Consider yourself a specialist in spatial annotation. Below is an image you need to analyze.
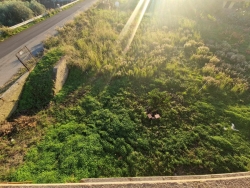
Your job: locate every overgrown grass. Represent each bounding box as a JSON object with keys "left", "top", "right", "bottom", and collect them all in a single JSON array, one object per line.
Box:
[{"left": 1, "top": 0, "right": 250, "bottom": 183}]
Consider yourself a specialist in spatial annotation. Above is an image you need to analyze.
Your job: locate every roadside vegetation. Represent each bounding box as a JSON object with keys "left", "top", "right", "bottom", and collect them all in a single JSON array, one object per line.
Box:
[
  {"left": 0, "top": 0, "right": 46, "bottom": 26},
  {"left": 0, "top": 0, "right": 80, "bottom": 42},
  {"left": 1, "top": 0, "right": 250, "bottom": 183}
]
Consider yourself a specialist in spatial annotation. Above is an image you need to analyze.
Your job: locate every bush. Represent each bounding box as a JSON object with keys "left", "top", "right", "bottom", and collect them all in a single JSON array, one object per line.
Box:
[
  {"left": 0, "top": 26, "right": 15, "bottom": 38},
  {"left": 184, "top": 40, "right": 203, "bottom": 54},
  {"left": 28, "top": 0, "right": 46, "bottom": 16},
  {"left": 197, "top": 46, "right": 210, "bottom": 55},
  {"left": 230, "top": 54, "right": 246, "bottom": 63},
  {"left": 209, "top": 56, "right": 220, "bottom": 64},
  {"left": 0, "top": 1, "right": 34, "bottom": 26}
]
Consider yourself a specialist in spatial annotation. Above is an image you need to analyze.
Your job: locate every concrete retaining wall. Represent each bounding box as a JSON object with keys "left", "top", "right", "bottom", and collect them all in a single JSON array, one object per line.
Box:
[
  {"left": 0, "top": 72, "right": 30, "bottom": 123},
  {"left": 53, "top": 57, "right": 69, "bottom": 94},
  {"left": 0, "top": 55, "right": 68, "bottom": 123}
]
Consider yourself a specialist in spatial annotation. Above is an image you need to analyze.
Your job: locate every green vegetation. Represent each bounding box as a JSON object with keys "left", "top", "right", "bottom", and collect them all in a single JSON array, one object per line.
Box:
[
  {"left": 0, "top": 0, "right": 46, "bottom": 26},
  {"left": 28, "top": 0, "right": 46, "bottom": 16},
  {"left": 0, "top": 0, "right": 81, "bottom": 42},
  {"left": 18, "top": 48, "right": 63, "bottom": 113},
  {"left": 1, "top": 0, "right": 250, "bottom": 183},
  {"left": 0, "top": 0, "right": 46, "bottom": 41},
  {"left": 0, "top": 7, "right": 66, "bottom": 42}
]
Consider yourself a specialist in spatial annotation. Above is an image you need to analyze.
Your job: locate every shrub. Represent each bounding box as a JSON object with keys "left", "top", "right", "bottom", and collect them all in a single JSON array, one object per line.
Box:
[
  {"left": 43, "top": 35, "right": 60, "bottom": 49},
  {"left": 231, "top": 79, "right": 249, "bottom": 94},
  {"left": 202, "top": 63, "right": 217, "bottom": 75},
  {"left": 28, "top": 0, "right": 46, "bottom": 16},
  {"left": 0, "top": 1, "right": 33, "bottom": 26},
  {"left": 184, "top": 40, "right": 197, "bottom": 54},
  {"left": 184, "top": 40, "right": 203, "bottom": 54},
  {"left": 221, "top": 41, "right": 232, "bottom": 52},
  {"left": 0, "top": 26, "right": 14, "bottom": 38},
  {"left": 226, "top": 52, "right": 235, "bottom": 59},
  {"left": 190, "top": 54, "right": 211, "bottom": 66},
  {"left": 197, "top": 46, "right": 210, "bottom": 55},
  {"left": 215, "top": 50, "right": 226, "bottom": 58},
  {"left": 203, "top": 76, "right": 220, "bottom": 87},
  {"left": 209, "top": 56, "right": 220, "bottom": 64},
  {"left": 163, "top": 44, "right": 174, "bottom": 53},
  {"left": 230, "top": 54, "right": 246, "bottom": 63}
]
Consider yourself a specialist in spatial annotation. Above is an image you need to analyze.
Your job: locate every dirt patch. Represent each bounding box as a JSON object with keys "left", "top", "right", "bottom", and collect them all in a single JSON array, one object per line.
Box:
[
  {"left": 0, "top": 115, "right": 42, "bottom": 181},
  {"left": 0, "top": 116, "right": 37, "bottom": 137},
  {"left": 0, "top": 122, "right": 13, "bottom": 136}
]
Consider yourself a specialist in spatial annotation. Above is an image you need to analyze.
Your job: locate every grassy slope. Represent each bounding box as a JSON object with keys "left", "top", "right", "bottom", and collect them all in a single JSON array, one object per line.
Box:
[{"left": 1, "top": 0, "right": 250, "bottom": 183}]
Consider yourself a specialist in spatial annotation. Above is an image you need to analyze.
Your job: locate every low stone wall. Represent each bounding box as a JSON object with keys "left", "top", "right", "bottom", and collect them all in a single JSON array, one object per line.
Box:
[
  {"left": 53, "top": 57, "right": 69, "bottom": 94},
  {"left": 0, "top": 72, "right": 30, "bottom": 123}
]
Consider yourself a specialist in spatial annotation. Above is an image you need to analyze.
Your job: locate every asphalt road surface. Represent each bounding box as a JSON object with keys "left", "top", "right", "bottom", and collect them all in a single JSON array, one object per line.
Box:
[{"left": 0, "top": 0, "right": 98, "bottom": 87}]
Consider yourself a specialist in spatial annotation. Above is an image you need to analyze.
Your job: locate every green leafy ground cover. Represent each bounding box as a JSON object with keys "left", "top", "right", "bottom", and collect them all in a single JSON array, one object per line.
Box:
[{"left": 1, "top": 0, "right": 250, "bottom": 183}]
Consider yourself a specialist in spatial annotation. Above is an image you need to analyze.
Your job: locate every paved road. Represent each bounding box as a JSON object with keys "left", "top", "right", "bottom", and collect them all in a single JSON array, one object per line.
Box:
[{"left": 0, "top": 0, "right": 98, "bottom": 87}]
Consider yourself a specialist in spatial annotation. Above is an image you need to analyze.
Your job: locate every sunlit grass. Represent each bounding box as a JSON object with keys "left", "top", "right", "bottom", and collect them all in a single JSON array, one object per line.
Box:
[
  {"left": 2, "top": 0, "right": 250, "bottom": 183},
  {"left": 118, "top": 0, "right": 150, "bottom": 53}
]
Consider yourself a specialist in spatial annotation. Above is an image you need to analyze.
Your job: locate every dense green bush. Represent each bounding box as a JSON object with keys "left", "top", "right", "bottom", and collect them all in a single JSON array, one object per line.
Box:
[
  {"left": 0, "top": 1, "right": 33, "bottom": 26},
  {"left": 28, "top": 0, "right": 46, "bottom": 16},
  {"left": 0, "top": 0, "right": 45, "bottom": 26}
]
